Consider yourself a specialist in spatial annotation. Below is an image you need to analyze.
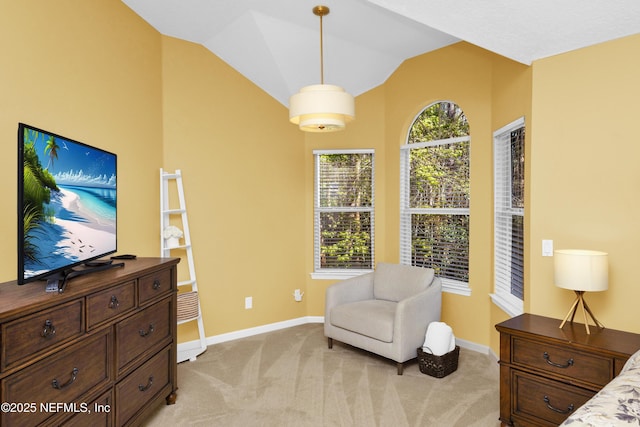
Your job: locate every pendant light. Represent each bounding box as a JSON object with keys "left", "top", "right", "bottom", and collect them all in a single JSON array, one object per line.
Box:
[{"left": 289, "top": 5, "right": 355, "bottom": 132}]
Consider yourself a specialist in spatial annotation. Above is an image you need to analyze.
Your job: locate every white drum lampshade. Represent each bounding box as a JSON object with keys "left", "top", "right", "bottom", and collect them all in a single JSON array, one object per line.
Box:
[{"left": 554, "top": 249, "right": 608, "bottom": 334}]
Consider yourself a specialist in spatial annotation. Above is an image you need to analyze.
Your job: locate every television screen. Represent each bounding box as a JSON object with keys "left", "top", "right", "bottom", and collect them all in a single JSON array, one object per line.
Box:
[{"left": 18, "top": 123, "right": 117, "bottom": 285}]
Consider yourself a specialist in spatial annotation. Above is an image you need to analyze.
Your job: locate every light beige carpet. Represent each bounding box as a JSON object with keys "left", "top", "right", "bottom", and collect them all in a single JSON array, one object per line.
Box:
[{"left": 145, "top": 323, "right": 500, "bottom": 426}]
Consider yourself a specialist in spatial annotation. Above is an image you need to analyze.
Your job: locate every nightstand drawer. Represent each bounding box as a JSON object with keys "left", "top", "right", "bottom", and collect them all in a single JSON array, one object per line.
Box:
[
  {"left": 513, "top": 370, "right": 594, "bottom": 426},
  {"left": 513, "top": 337, "right": 611, "bottom": 386}
]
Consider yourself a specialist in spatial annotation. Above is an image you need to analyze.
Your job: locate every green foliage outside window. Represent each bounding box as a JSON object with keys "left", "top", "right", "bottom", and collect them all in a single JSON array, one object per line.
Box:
[
  {"left": 407, "top": 102, "right": 470, "bottom": 282},
  {"left": 318, "top": 153, "right": 373, "bottom": 270}
]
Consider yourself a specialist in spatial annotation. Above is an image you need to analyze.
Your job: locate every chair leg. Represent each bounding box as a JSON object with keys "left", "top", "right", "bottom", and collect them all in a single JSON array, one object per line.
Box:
[
  {"left": 397, "top": 362, "right": 404, "bottom": 375},
  {"left": 328, "top": 337, "right": 333, "bottom": 349}
]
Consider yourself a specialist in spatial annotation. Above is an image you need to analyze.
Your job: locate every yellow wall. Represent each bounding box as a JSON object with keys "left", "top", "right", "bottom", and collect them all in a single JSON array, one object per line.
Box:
[
  {"left": 0, "top": 1, "right": 163, "bottom": 278},
  {"left": 3, "top": 2, "right": 639, "bottom": 352},
  {"left": 529, "top": 33, "right": 640, "bottom": 334},
  {"left": 489, "top": 55, "right": 533, "bottom": 351},
  {"left": 382, "top": 42, "right": 495, "bottom": 345},
  {"left": 160, "top": 36, "right": 307, "bottom": 339}
]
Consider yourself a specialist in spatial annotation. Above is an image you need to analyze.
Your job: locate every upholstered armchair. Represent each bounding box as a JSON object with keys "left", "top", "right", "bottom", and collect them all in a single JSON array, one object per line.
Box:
[{"left": 324, "top": 263, "right": 442, "bottom": 375}]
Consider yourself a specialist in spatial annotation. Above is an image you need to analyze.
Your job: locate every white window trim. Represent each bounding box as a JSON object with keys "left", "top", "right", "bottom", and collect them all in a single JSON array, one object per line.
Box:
[
  {"left": 313, "top": 149, "right": 375, "bottom": 276},
  {"left": 400, "top": 135, "right": 471, "bottom": 296},
  {"left": 490, "top": 117, "right": 525, "bottom": 317}
]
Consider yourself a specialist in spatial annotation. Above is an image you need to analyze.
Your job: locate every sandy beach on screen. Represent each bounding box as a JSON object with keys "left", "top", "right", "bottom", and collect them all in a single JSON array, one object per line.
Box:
[
  {"left": 54, "top": 188, "right": 115, "bottom": 258},
  {"left": 26, "top": 188, "right": 116, "bottom": 278}
]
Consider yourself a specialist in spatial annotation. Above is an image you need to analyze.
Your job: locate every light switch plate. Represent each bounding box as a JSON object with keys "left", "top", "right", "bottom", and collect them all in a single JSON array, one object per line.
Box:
[{"left": 542, "top": 240, "right": 553, "bottom": 256}]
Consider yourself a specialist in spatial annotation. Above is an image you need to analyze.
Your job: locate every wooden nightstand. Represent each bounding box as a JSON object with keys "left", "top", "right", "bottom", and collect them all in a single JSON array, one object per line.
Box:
[{"left": 496, "top": 313, "right": 640, "bottom": 426}]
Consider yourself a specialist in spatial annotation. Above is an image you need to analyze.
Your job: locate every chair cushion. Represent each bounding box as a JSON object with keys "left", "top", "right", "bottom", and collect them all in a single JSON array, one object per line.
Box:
[
  {"left": 330, "top": 299, "right": 397, "bottom": 343},
  {"left": 373, "top": 263, "right": 434, "bottom": 302}
]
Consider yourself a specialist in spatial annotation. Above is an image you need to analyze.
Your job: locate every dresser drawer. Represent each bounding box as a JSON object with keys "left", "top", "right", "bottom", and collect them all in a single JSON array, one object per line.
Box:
[
  {"left": 63, "top": 390, "right": 113, "bottom": 427},
  {"left": 139, "top": 268, "right": 173, "bottom": 305},
  {"left": 87, "top": 280, "right": 136, "bottom": 329},
  {"left": 512, "top": 370, "right": 594, "bottom": 426},
  {"left": 513, "top": 337, "right": 612, "bottom": 386},
  {"left": 1, "top": 330, "right": 111, "bottom": 427},
  {"left": 116, "top": 298, "right": 172, "bottom": 374},
  {"left": 1, "top": 299, "right": 84, "bottom": 371},
  {"left": 116, "top": 346, "right": 171, "bottom": 426}
]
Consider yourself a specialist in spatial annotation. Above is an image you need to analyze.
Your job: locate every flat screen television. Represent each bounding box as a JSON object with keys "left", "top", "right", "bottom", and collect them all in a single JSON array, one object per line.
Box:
[{"left": 18, "top": 123, "right": 118, "bottom": 289}]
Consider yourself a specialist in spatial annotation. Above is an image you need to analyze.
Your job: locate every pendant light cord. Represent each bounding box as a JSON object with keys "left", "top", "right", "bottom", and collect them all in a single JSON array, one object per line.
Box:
[{"left": 319, "top": 13, "right": 324, "bottom": 84}]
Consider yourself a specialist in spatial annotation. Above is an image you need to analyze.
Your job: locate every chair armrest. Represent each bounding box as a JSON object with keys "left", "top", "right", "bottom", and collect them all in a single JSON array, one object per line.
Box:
[
  {"left": 394, "top": 278, "right": 443, "bottom": 351},
  {"left": 324, "top": 272, "right": 375, "bottom": 319}
]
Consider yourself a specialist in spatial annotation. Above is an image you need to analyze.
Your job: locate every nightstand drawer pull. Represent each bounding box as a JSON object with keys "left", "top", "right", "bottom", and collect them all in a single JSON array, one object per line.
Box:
[
  {"left": 543, "top": 351, "right": 574, "bottom": 368},
  {"left": 52, "top": 367, "right": 79, "bottom": 390},
  {"left": 543, "top": 395, "right": 574, "bottom": 414}
]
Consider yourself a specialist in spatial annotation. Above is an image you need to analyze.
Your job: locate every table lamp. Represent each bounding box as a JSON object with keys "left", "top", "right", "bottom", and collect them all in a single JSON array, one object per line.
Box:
[{"left": 554, "top": 249, "right": 608, "bottom": 334}]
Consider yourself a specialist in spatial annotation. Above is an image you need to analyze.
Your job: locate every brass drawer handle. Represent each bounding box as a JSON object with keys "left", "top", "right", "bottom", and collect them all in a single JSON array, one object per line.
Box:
[
  {"left": 139, "top": 324, "right": 155, "bottom": 337},
  {"left": 543, "top": 351, "right": 574, "bottom": 368},
  {"left": 138, "top": 375, "right": 154, "bottom": 392},
  {"left": 41, "top": 319, "right": 56, "bottom": 338},
  {"left": 543, "top": 395, "right": 574, "bottom": 414},
  {"left": 109, "top": 295, "right": 120, "bottom": 309},
  {"left": 52, "top": 367, "right": 79, "bottom": 390},
  {"left": 152, "top": 279, "right": 161, "bottom": 290}
]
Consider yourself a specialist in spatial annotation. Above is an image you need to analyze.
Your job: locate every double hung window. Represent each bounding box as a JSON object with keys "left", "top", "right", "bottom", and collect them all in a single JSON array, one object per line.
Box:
[
  {"left": 313, "top": 150, "right": 374, "bottom": 278},
  {"left": 492, "top": 117, "right": 525, "bottom": 315},
  {"left": 400, "top": 102, "right": 470, "bottom": 294}
]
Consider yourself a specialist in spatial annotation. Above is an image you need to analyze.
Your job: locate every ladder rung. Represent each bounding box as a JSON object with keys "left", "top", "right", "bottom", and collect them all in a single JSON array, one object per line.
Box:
[
  {"left": 178, "top": 280, "right": 196, "bottom": 287},
  {"left": 162, "top": 209, "right": 186, "bottom": 214},
  {"left": 163, "top": 244, "right": 191, "bottom": 250},
  {"left": 162, "top": 173, "right": 181, "bottom": 180},
  {"left": 177, "top": 316, "right": 200, "bottom": 325}
]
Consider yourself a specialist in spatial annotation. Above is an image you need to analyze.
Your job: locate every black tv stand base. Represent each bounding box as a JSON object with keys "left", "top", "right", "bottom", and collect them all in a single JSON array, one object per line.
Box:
[{"left": 45, "top": 262, "right": 125, "bottom": 293}]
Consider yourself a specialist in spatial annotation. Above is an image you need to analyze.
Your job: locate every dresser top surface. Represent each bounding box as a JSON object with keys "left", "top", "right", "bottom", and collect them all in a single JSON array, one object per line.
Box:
[
  {"left": 496, "top": 313, "right": 640, "bottom": 357},
  {"left": 0, "top": 257, "right": 179, "bottom": 321}
]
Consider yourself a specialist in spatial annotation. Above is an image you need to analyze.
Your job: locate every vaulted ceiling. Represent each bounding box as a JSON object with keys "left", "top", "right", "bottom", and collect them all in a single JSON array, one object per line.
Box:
[{"left": 122, "top": 0, "right": 640, "bottom": 106}]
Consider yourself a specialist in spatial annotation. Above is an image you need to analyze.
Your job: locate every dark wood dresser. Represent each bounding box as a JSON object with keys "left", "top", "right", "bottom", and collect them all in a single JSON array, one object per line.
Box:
[
  {"left": 496, "top": 313, "right": 640, "bottom": 426},
  {"left": 0, "top": 257, "right": 179, "bottom": 427}
]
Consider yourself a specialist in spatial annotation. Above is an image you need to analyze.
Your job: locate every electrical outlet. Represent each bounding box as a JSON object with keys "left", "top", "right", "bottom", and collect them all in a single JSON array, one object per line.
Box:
[{"left": 245, "top": 296, "right": 252, "bottom": 309}]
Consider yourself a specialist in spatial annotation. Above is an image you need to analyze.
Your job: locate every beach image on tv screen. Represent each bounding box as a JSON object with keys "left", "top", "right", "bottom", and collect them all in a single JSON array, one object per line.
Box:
[{"left": 21, "top": 127, "right": 116, "bottom": 280}]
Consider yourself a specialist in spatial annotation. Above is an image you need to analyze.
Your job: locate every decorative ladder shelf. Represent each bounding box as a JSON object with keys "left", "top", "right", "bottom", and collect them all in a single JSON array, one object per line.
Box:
[{"left": 160, "top": 169, "right": 206, "bottom": 362}]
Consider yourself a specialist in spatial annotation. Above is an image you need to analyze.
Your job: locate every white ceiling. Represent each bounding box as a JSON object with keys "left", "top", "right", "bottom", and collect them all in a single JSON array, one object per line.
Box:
[{"left": 122, "top": 0, "right": 640, "bottom": 107}]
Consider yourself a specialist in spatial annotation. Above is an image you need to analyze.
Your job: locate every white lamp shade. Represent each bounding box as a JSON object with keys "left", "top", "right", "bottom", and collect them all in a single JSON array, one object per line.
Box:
[
  {"left": 289, "top": 84, "right": 355, "bottom": 132},
  {"left": 554, "top": 249, "right": 608, "bottom": 292}
]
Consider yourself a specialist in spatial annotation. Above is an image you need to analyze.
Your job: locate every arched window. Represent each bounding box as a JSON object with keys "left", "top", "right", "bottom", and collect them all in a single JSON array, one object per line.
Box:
[{"left": 400, "top": 101, "right": 470, "bottom": 295}]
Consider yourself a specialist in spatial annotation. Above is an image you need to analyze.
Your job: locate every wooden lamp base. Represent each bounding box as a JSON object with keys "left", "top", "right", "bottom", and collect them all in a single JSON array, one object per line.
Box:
[{"left": 559, "top": 290, "right": 605, "bottom": 335}]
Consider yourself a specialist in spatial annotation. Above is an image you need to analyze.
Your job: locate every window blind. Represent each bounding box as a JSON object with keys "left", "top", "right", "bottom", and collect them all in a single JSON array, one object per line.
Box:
[
  {"left": 400, "top": 131, "right": 470, "bottom": 294},
  {"left": 314, "top": 150, "right": 374, "bottom": 272},
  {"left": 493, "top": 117, "right": 525, "bottom": 315}
]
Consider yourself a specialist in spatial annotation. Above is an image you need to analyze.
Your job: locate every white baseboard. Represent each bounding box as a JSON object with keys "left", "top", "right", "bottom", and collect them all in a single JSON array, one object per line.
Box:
[
  {"left": 454, "top": 336, "right": 493, "bottom": 358},
  {"left": 177, "top": 316, "right": 495, "bottom": 361},
  {"left": 177, "top": 316, "right": 323, "bottom": 358}
]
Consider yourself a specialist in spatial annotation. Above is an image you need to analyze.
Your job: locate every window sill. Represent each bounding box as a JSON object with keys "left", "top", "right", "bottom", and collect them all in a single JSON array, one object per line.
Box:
[
  {"left": 310, "top": 270, "right": 372, "bottom": 280},
  {"left": 490, "top": 292, "right": 523, "bottom": 317},
  {"left": 311, "top": 272, "right": 472, "bottom": 297},
  {"left": 441, "top": 279, "right": 471, "bottom": 296}
]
